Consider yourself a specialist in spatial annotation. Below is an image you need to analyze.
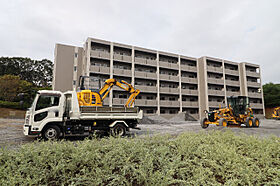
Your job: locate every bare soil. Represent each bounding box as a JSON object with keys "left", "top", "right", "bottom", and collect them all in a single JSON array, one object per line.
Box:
[{"left": 0, "top": 118, "right": 279, "bottom": 148}]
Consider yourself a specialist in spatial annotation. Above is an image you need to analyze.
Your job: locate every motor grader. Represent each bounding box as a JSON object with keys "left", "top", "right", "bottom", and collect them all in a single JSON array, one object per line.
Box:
[
  {"left": 272, "top": 107, "right": 280, "bottom": 120},
  {"left": 201, "top": 96, "right": 260, "bottom": 128}
]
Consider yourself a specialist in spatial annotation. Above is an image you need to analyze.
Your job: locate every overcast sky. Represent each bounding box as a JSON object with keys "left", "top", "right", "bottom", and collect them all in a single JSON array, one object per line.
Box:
[{"left": 0, "top": 0, "right": 279, "bottom": 83}]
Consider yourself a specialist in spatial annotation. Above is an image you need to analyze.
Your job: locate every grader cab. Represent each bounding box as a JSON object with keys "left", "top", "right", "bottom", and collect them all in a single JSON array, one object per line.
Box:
[{"left": 201, "top": 96, "right": 260, "bottom": 128}]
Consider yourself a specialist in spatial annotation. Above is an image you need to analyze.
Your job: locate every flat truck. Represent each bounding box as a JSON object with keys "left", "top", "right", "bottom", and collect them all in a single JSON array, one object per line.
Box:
[{"left": 23, "top": 90, "right": 143, "bottom": 140}]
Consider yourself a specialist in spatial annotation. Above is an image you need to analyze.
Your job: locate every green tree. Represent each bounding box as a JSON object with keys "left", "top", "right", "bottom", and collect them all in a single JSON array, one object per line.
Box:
[
  {"left": 0, "top": 57, "right": 53, "bottom": 87},
  {"left": 0, "top": 75, "right": 34, "bottom": 102},
  {"left": 263, "top": 83, "right": 280, "bottom": 107}
]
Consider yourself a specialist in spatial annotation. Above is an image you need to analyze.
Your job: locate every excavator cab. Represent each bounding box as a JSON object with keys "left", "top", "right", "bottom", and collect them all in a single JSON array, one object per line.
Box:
[{"left": 227, "top": 96, "right": 249, "bottom": 117}]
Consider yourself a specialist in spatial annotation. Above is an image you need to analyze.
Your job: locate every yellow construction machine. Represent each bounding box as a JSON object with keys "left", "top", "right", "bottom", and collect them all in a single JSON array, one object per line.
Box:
[
  {"left": 201, "top": 96, "right": 260, "bottom": 128},
  {"left": 77, "top": 77, "right": 140, "bottom": 108},
  {"left": 272, "top": 107, "right": 280, "bottom": 119}
]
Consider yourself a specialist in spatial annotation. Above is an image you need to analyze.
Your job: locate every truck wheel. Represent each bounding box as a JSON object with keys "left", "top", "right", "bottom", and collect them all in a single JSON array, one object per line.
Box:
[
  {"left": 253, "top": 117, "right": 260, "bottom": 128},
  {"left": 42, "top": 125, "right": 61, "bottom": 140},
  {"left": 201, "top": 118, "right": 209, "bottom": 129},
  {"left": 245, "top": 118, "right": 253, "bottom": 128},
  {"left": 219, "top": 118, "right": 228, "bottom": 127},
  {"left": 110, "top": 123, "right": 126, "bottom": 137}
]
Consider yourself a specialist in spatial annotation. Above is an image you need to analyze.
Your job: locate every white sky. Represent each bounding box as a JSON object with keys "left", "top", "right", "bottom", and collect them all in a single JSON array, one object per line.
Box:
[{"left": 0, "top": 0, "right": 279, "bottom": 83}]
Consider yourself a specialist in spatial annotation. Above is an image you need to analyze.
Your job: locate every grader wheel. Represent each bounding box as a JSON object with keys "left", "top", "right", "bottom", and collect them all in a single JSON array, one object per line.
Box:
[
  {"left": 253, "top": 117, "right": 260, "bottom": 128},
  {"left": 219, "top": 118, "right": 228, "bottom": 127},
  {"left": 201, "top": 118, "right": 209, "bottom": 129},
  {"left": 245, "top": 118, "right": 253, "bottom": 128}
]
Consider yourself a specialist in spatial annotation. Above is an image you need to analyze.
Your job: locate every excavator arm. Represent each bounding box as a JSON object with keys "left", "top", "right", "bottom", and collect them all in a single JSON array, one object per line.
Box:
[{"left": 77, "top": 77, "right": 140, "bottom": 107}]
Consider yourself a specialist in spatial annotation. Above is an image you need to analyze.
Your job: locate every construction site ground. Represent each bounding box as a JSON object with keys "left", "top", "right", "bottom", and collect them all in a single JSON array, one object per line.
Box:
[{"left": 1, "top": 117, "right": 280, "bottom": 149}]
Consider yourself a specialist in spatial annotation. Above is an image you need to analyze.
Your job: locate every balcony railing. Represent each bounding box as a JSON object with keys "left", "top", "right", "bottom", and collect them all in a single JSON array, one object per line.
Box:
[
  {"left": 160, "top": 100, "right": 180, "bottom": 107},
  {"left": 134, "top": 57, "right": 157, "bottom": 66},
  {"left": 247, "top": 81, "right": 261, "bottom": 88},
  {"left": 113, "top": 54, "right": 132, "bottom": 62},
  {"left": 159, "top": 74, "right": 179, "bottom": 82},
  {"left": 208, "top": 90, "right": 225, "bottom": 96},
  {"left": 225, "top": 69, "right": 239, "bottom": 76},
  {"left": 90, "top": 50, "right": 110, "bottom": 59},
  {"left": 181, "top": 89, "right": 198, "bottom": 95},
  {"left": 250, "top": 103, "right": 263, "bottom": 109},
  {"left": 225, "top": 80, "right": 240, "bottom": 86},
  {"left": 226, "top": 91, "right": 240, "bottom": 97},
  {"left": 160, "top": 87, "right": 179, "bottom": 94},
  {"left": 207, "top": 66, "right": 223, "bottom": 73},
  {"left": 208, "top": 102, "right": 225, "bottom": 107},
  {"left": 135, "top": 99, "right": 157, "bottom": 106},
  {"left": 90, "top": 66, "right": 110, "bottom": 74},
  {"left": 180, "top": 65, "right": 197, "bottom": 72},
  {"left": 181, "top": 77, "right": 198, "bottom": 84},
  {"left": 135, "top": 85, "right": 157, "bottom": 93},
  {"left": 135, "top": 71, "right": 157, "bottom": 79},
  {"left": 182, "top": 101, "right": 199, "bottom": 107},
  {"left": 159, "top": 61, "right": 179, "bottom": 70},
  {"left": 113, "top": 68, "right": 131, "bottom": 76},
  {"left": 246, "top": 71, "right": 260, "bottom": 78},
  {"left": 208, "top": 78, "right": 224, "bottom": 85},
  {"left": 248, "top": 92, "right": 262, "bottom": 98}
]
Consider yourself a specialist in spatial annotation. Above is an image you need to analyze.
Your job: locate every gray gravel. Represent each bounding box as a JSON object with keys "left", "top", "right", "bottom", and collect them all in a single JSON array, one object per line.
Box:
[{"left": 0, "top": 118, "right": 279, "bottom": 148}]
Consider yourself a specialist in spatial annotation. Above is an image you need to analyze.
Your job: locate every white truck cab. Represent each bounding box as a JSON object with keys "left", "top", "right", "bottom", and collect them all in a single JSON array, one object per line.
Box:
[{"left": 24, "top": 90, "right": 142, "bottom": 139}]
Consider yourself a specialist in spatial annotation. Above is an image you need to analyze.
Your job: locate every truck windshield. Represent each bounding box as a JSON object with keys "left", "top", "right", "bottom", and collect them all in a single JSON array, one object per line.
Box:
[{"left": 35, "top": 95, "right": 60, "bottom": 111}]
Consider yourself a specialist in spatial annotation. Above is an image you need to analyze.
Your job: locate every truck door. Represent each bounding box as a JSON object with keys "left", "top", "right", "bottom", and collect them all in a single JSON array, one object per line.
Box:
[{"left": 33, "top": 94, "right": 61, "bottom": 124}]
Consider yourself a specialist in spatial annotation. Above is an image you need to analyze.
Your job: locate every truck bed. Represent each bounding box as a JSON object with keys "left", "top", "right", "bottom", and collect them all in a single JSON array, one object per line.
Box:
[{"left": 78, "top": 106, "right": 143, "bottom": 120}]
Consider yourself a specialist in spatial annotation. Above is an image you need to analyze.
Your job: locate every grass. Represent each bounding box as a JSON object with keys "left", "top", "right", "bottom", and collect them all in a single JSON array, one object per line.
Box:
[{"left": 0, "top": 131, "right": 279, "bottom": 185}]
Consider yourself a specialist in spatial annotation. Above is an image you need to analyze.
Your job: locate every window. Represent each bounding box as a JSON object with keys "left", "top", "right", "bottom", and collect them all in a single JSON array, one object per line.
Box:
[
  {"left": 35, "top": 95, "right": 60, "bottom": 111},
  {"left": 74, "top": 66, "right": 77, "bottom": 72},
  {"left": 73, "top": 80, "right": 76, "bottom": 85},
  {"left": 75, "top": 53, "right": 78, "bottom": 58}
]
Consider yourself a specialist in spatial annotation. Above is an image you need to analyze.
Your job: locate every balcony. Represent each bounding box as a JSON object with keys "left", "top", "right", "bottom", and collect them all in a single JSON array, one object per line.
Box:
[
  {"left": 159, "top": 61, "right": 179, "bottom": 70},
  {"left": 248, "top": 92, "right": 262, "bottom": 98},
  {"left": 208, "top": 102, "right": 225, "bottom": 107},
  {"left": 135, "top": 85, "right": 157, "bottom": 93},
  {"left": 135, "top": 71, "right": 157, "bottom": 80},
  {"left": 180, "top": 65, "right": 197, "bottom": 72},
  {"left": 246, "top": 71, "right": 260, "bottom": 78},
  {"left": 90, "top": 66, "right": 110, "bottom": 74},
  {"left": 250, "top": 103, "right": 263, "bottom": 109},
  {"left": 207, "top": 66, "right": 223, "bottom": 73},
  {"left": 207, "top": 78, "right": 224, "bottom": 85},
  {"left": 159, "top": 74, "right": 179, "bottom": 82},
  {"left": 103, "top": 99, "right": 110, "bottom": 105},
  {"left": 134, "top": 57, "right": 157, "bottom": 67},
  {"left": 226, "top": 91, "right": 240, "bottom": 97},
  {"left": 160, "top": 100, "right": 180, "bottom": 107},
  {"left": 113, "top": 54, "right": 132, "bottom": 62},
  {"left": 135, "top": 99, "right": 157, "bottom": 106},
  {"left": 208, "top": 90, "right": 225, "bottom": 96},
  {"left": 113, "top": 68, "right": 131, "bottom": 77},
  {"left": 90, "top": 50, "right": 110, "bottom": 60},
  {"left": 160, "top": 87, "right": 179, "bottom": 94},
  {"left": 181, "top": 89, "right": 198, "bottom": 95},
  {"left": 225, "top": 80, "right": 240, "bottom": 86},
  {"left": 247, "top": 81, "right": 261, "bottom": 88},
  {"left": 113, "top": 98, "right": 127, "bottom": 105},
  {"left": 181, "top": 77, "right": 198, "bottom": 84},
  {"left": 182, "top": 101, "right": 199, "bottom": 107},
  {"left": 225, "top": 69, "right": 239, "bottom": 76}
]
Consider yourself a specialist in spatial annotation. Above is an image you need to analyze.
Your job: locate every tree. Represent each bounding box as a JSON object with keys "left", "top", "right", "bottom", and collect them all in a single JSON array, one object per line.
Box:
[
  {"left": 0, "top": 75, "right": 34, "bottom": 102},
  {"left": 0, "top": 57, "right": 53, "bottom": 87},
  {"left": 263, "top": 83, "right": 280, "bottom": 107}
]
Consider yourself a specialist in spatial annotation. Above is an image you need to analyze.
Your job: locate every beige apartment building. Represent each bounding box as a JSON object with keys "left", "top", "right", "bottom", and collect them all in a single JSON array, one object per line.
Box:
[{"left": 53, "top": 37, "right": 265, "bottom": 120}]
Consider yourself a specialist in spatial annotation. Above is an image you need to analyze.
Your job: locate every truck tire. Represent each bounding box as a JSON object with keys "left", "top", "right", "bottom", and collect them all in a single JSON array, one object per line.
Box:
[
  {"left": 110, "top": 123, "right": 126, "bottom": 137},
  {"left": 253, "top": 117, "right": 260, "bottom": 128},
  {"left": 201, "top": 118, "right": 209, "bottom": 129},
  {"left": 42, "top": 125, "right": 61, "bottom": 140},
  {"left": 219, "top": 118, "right": 228, "bottom": 127},
  {"left": 245, "top": 118, "right": 253, "bottom": 128}
]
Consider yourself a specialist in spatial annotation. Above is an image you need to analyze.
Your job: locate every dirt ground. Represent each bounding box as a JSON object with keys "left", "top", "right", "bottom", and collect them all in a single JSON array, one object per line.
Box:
[{"left": 0, "top": 118, "right": 280, "bottom": 148}]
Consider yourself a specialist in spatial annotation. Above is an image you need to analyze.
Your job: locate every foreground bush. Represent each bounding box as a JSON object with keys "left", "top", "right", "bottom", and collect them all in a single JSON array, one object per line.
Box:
[{"left": 0, "top": 131, "right": 279, "bottom": 185}]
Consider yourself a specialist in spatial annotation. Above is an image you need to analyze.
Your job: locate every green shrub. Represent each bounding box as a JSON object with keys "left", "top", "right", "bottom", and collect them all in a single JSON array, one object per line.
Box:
[
  {"left": 0, "top": 100, "right": 29, "bottom": 110},
  {"left": 0, "top": 131, "right": 279, "bottom": 185}
]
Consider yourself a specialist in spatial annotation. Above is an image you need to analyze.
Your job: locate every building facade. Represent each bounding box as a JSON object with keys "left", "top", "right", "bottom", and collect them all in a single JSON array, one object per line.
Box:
[{"left": 53, "top": 37, "right": 265, "bottom": 120}]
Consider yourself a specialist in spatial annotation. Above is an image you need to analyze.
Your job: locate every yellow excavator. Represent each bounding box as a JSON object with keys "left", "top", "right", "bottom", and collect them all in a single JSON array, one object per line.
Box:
[
  {"left": 201, "top": 96, "right": 260, "bottom": 128},
  {"left": 272, "top": 107, "right": 280, "bottom": 119},
  {"left": 77, "top": 76, "right": 140, "bottom": 108}
]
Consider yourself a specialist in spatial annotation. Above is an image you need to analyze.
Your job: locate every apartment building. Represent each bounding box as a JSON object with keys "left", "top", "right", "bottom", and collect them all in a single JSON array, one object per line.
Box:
[{"left": 53, "top": 37, "right": 265, "bottom": 120}]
